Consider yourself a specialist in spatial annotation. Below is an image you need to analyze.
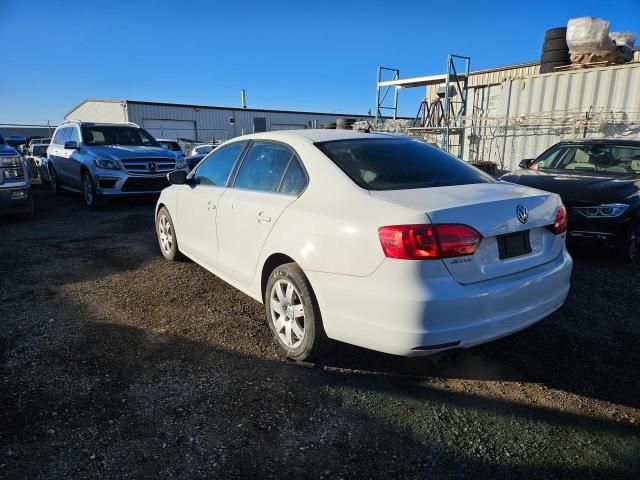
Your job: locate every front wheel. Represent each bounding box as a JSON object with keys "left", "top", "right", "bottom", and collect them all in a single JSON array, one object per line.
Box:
[
  {"left": 82, "top": 172, "right": 104, "bottom": 208},
  {"left": 156, "top": 207, "right": 183, "bottom": 261},
  {"left": 615, "top": 215, "right": 640, "bottom": 263},
  {"left": 265, "top": 263, "right": 332, "bottom": 361},
  {"left": 49, "top": 165, "right": 61, "bottom": 194}
]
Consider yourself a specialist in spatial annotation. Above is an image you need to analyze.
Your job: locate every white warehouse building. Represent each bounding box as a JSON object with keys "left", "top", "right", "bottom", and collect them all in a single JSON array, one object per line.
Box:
[{"left": 64, "top": 99, "right": 372, "bottom": 142}]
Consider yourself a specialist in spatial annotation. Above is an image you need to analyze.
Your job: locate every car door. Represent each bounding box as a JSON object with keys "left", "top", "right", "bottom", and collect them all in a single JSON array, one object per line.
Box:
[
  {"left": 175, "top": 141, "right": 247, "bottom": 267},
  {"left": 216, "top": 141, "right": 308, "bottom": 285},
  {"left": 48, "top": 128, "right": 66, "bottom": 182},
  {"left": 52, "top": 127, "right": 73, "bottom": 184},
  {"left": 65, "top": 126, "right": 83, "bottom": 188}
]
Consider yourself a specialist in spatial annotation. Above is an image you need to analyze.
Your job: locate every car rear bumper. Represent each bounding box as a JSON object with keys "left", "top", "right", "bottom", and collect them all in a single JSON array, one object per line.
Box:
[{"left": 305, "top": 249, "right": 573, "bottom": 356}]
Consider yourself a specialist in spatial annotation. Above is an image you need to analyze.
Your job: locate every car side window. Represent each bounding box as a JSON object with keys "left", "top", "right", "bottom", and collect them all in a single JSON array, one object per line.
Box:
[
  {"left": 195, "top": 142, "right": 246, "bottom": 187},
  {"left": 53, "top": 128, "right": 67, "bottom": 145},
  {"left": 233, "top": 142, "right": 293, "bottom": 193},
  {"left": 279, "top": 156, "right": 307, "bottom": 196},
  {"left": 68, "top": 127, "right": 79, "bottom": 144}
]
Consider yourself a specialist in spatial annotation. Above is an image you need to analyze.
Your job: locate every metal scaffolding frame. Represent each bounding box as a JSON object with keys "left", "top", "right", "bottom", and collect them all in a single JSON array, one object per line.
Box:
[{"left": 374, "top": 54, "right": 471, "bottom": 158}]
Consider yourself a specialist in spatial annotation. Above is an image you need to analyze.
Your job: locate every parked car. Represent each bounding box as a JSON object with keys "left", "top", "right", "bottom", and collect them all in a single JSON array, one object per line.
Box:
[
  {"left": 25, "top": 143, "right": 49, "bottom": 181},
  {"left": 501, "top": 139, "right": 640, "bottom": 262},
  {"left": 28, "top": 137, "right": 51, "bottom": 147},
  {"left": 47, "top": 121, "right": 187, "bottom": 207},
  {"left": 5, "top": 135, "right": 26, "bottom": 149},
  {"left": 188, "top": 144, "right": 218, "bottom": 156},
  {"left": 157, "top": 139, "right": 184, "bottom": 156},
  {"left": 0, "top": 132, "right": 33, "bottom": 218},
  {"left": 184, "top": 153, "right": 206, "bottom": 171},
  {"left": 155, "top": 130, "right": 572, "bottom": 360}
]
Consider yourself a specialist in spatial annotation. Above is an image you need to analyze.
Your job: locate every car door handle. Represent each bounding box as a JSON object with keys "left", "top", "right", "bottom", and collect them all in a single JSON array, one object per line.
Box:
[
  {"left": 257, "top": 212, "right": 271, "bottom": 223},
  {"left": 207, "top": 201, "right": 216, "bottom": 211}
]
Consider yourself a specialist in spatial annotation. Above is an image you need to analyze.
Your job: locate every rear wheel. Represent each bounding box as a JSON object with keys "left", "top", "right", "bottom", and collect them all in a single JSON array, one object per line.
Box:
[{"left": 265, "top": 263, "right": 332, "bottom": 361}]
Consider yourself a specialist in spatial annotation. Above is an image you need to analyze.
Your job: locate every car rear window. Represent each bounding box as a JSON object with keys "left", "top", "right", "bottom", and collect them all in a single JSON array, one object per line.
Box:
[{"left": 315, "top": 138, "right": 494, "bottom": 190}]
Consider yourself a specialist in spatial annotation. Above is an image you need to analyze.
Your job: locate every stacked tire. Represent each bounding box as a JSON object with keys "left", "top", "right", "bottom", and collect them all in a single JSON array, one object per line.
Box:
[{"left": 540, "top": 27, "right": 570, "bottom": 74}]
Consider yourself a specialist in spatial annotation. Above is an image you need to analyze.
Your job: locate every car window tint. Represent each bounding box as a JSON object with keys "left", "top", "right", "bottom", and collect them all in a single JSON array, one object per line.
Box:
[
  {"left": 53, "top": 128, "right": 69, "bottom": 145},
  {"left": 195, "top": 142, "right": 245, "bottom": 186},
  {"left": 538, "top": 145, "right": 640, "bottom": 174},
  {"left": 68, "top": 127, "right": 79, "bottom": 144},
  {"left": 316, "top": 138, "right": 493, "bottom": 190},
  {"left": 279, "top": 156, "right": 307, "bottom": 196},
  {"left": 234, "top": 142, "right": 293, "bottom": 193}
]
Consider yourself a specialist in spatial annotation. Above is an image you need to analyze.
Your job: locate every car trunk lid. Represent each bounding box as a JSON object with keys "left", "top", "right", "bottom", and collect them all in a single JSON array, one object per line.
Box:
[{"left": 370, "top": 182, "right": 565, "bottom": 284}]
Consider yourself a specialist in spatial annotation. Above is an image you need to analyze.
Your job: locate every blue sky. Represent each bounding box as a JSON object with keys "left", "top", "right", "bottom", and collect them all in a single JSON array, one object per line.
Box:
[{"left": 1, "top": 0, "right": 639, "bottom": 124}]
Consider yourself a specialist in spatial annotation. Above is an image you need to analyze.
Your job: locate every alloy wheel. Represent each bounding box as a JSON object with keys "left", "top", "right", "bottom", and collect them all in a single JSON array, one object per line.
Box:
[
  {"left": 629, "top": 222, "right": 640, "bottom": 260},
  {"left": 83, "top": 175, "right": 94, "bottom": 205},
  {"left": 158, "top": 214, "right": 174, "bottom": 255},
  {"left": 49, "top": 168, "right": 57, "bottom": 193},
  {"left": 269, "top": 280, "right": 305, "bottom": 348}
]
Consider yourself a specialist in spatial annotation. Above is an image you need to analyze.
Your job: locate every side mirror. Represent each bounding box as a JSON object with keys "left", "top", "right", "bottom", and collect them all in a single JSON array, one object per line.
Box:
[
  {"left": 64, "top": 141, "right": 79, "bottom": 150},
  {"left": 518, "top": 158, "right": 534, "bottom": 169},
  {"left": 167, "top": 169, "right": 188, "bottom": 185}
]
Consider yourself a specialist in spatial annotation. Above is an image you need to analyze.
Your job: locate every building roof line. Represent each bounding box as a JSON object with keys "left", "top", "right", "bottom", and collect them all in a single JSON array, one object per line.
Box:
[{"left": 66, "top": 98, "right": 375, "bottom": 119}]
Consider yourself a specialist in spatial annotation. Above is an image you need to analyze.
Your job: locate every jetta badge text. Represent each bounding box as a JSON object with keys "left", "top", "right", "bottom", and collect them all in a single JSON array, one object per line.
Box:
[{"left": 516, "top": 204, "right": 528, "bottom": 224}]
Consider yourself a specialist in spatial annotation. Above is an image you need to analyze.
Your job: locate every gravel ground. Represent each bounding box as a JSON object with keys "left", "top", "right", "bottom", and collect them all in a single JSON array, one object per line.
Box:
[{"left": 1, "top": 188, "right": 639, "bottom": 479}]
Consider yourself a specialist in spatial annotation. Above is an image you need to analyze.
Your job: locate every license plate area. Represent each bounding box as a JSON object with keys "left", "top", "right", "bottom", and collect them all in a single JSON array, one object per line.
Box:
[{"left": 497, "top": 230, "right": 532, "bottom": 259}]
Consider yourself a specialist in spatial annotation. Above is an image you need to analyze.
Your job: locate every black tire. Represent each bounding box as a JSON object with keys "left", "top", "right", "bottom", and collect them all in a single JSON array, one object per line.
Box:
[
  {"left": 544, "top": 27, "right": 567, "bottom": 41},
  {"left": 615, "top": 215, "right": 640, "bottom": 263},
  {"left": 82, "top": 172, "right": 104, "bottom": 208},
  {"left": 265, "top": 262, "right": 332, "bottom": 361},
  {"left": 540, "top": 50, "right": 570, "bottom": 64},
  {"left": 49, "top": 165, "right": 61, "bottom": 194},
  {"left": 156, "top": 206, "right": 183, "bottom": 261},
  {"left": 539, "top": 62, "right": 568, "bottom": 74},
  {"left": 542, "top": 38, "right": 568, "bottom": 52}
]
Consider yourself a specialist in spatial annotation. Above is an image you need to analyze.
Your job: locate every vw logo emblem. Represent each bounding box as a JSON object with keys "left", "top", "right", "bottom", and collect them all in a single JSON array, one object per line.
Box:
[
  {"left": 516, "top": 204, "right": 529, "bottom": 224},
  {"left": 147, "top": 161, "right": 157, "bottom": 171}
]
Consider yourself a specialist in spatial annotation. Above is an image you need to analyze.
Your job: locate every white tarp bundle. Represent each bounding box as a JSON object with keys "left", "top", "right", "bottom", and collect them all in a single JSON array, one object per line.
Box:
[{"left": 566, "top": 17, "right": 615, "bottom": 56}]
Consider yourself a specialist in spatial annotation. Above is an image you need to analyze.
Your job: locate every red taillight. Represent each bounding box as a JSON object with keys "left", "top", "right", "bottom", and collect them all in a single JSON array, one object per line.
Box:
[
  {"left": 552, "top": 205, "right": 568, "bottom": 234},
  {"left": 378, "top": 224, "right": 482, "bottom": 260}
]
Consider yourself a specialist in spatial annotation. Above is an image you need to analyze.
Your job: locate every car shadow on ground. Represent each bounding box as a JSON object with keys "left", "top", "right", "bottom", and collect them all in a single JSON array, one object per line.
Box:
[{"left": 1, "top": 314, "right": 637, "bottom": 479}]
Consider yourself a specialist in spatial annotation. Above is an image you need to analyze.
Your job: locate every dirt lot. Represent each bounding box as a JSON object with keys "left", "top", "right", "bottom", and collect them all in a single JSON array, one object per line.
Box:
[{"left": 1, "top": 188, "right": 639, "bottom": 479}]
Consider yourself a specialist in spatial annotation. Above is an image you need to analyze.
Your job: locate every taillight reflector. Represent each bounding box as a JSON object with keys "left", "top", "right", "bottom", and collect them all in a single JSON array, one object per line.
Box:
[
  {"left": 552, "top": 205, "right": 568, "bottom": 234},
  {"left": 378, "top": 224, "right": 482, "bottom": 260}
]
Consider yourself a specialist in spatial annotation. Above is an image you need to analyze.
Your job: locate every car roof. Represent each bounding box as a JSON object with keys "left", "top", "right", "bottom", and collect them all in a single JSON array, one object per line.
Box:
[
  {"left": 233, "top": 129, "right": 392, "bottom": 144},
  {"left": 555, "top": 138, "right": 640, "bottom": 147},
  {"left": 157, "top": 139, "right": 179, "bottom": 142}
]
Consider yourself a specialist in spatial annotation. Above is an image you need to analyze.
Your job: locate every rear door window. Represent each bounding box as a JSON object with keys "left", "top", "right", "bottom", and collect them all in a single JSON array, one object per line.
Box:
[
  {"left": 233, "top": 142, "right": 293, "bottom": 193},
  {"left": 316, "top": 138, "right": 493, "bottom": 190},
  {"left": 279, "top": 156, "right": 307, "bottom": 196}
]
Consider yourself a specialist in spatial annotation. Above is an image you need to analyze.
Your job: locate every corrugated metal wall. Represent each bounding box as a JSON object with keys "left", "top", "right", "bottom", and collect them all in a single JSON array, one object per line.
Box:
[
  {"left": 497, "top": 62, "right": 640, "bottom": 115},
  {"left": 460, "top": 62, "right": 640, "bottom": 169},
  {"left": 124, "top": 102, "right": 371, "bottom": 142},
  {"left": 426, "top": 62, "right": 541, "bottom": 102}
]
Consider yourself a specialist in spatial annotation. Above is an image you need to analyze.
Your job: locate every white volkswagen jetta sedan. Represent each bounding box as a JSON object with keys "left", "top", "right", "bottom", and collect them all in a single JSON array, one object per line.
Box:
[{"left": 156, "top": 130, "right": 572, "bottom": 360}]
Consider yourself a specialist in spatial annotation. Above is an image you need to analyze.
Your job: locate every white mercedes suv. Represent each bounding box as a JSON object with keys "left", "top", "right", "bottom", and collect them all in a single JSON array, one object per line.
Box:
[{"left": 155, "top": 130, "right": 573, "bottom": 360}]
